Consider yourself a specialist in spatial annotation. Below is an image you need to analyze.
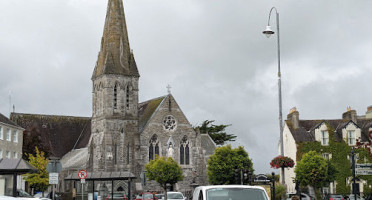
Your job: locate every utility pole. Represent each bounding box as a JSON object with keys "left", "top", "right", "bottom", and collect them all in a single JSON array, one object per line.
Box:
[{"left": 351, "top": 147, "right": 357, "bottom": 200}]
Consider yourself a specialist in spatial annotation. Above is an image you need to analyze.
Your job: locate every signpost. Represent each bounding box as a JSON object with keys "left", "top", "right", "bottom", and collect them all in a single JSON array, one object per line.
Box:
[
  {"left": 49, "top": 173, "right": 59, "bottom": 185},
  {"left": 47, "top": 158, "right": 62, "bottom": 200},
  {"left": 78, "top": 170, "right": 88, "bottom": 200},
  {"left": 356, "top": 163, "right": 372, "bottom": 175}
]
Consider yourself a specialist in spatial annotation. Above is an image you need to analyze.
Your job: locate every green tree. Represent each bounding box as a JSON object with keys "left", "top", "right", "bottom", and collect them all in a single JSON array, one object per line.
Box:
[
  {"left": 207, "top": 145, "right": 253, "bottom": 184},
  {"left": 145, "top": 156, "right": 183, "bottom": 200},
  {"left": 274, "top": 183, "right": 287, "bottom": 200},
  {"left": 295, "top": 151, "right": 337, "bottom": 199},
  {"left": 23, "top": 147, "right": 49, "bottom": 193},
  {"left": 195, "top": 120, "right": 237, "bottom": 145}
]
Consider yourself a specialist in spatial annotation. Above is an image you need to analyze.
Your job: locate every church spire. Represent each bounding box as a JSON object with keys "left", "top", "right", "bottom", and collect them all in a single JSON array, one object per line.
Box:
[{"left": 92, "top": 0, "right": 139, "bottom": 79}]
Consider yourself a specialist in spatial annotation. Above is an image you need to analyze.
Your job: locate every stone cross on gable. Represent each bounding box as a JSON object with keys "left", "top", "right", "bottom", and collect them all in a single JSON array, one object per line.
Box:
[{"left": 167, "top": 84, "right": 172, "bottom": 94}]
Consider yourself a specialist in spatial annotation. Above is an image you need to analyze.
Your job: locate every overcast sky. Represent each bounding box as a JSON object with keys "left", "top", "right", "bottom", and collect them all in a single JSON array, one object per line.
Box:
[{"left": 1, "top": 0, "right": 372, "bottom": 174}]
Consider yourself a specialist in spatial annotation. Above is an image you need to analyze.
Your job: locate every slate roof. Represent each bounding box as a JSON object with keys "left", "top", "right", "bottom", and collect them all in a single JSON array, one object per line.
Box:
[
  {"left": 201, "top": 134, "right": 216, "bottom": 156},
  {"left": 286, "top": 118, "right": 372, "bottom": 143},
  {"left": 60, "top": 147, "right": 89, "bottom": 170},
  {"left": 138, "top": 96, "right": 167, "bottom": 133},
  {"left": 0, "top": 158, "right": 37, "bottom": 174},
  {"left": 0, "top": 112, "right": 21, "bottom": 128},
  {"left": 9, "top": 95, "right": 202, "bottom": 160},
  {"left": 10, "top": 113, "right": 91, "bottom": 158}
]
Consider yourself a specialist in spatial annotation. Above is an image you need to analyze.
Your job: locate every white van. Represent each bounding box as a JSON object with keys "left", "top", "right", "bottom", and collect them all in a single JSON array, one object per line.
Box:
[{"left": 192, "top": 185, "right": 269, "bottom": 200}]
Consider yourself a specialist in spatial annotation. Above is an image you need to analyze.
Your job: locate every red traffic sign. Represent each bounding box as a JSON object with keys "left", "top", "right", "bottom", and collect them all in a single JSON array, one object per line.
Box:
[{"left": 78, "top": 169, "right": 87, "bottom": 179}]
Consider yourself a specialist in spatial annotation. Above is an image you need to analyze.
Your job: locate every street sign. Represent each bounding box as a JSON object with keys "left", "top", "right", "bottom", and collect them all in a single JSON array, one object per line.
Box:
[
  {"left": 47, "top": 161, "right": 62, "bottom": 173},
  {"left": 356, "top": 169, "right": 372, "bottom": 175},
  {"left": 49, "top": 173, "right": 59, "bottom": 184},
  {"left": 253, "top": 174, "right": 271, "bottom": 182},
  {"left": 356, "top": 164, "right": 372, "bottom": 175},
  {"left": 78, "top": 169, "right": 88, "bottom": 179},
  {"left": 356, "top": 163, "right": 372, "bottom": 168},
  {"left": 81, "top": 179, "right": 86, "bottom": 184}
]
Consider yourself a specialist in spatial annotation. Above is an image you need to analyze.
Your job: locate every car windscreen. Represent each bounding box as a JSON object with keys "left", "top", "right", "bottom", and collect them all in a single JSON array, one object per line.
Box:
[
  {"left": 17, "top": 190, "right": 32, "bottom": 197},
  {"left": 168, "top": 193, "right": 184, "bottom": 199},
  {"left": 206, "top": 188, "right": 268, "bottom": 200}
]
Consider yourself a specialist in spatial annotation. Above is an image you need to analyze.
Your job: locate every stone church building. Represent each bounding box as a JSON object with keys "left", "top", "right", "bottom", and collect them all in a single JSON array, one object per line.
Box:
[{"left": 10, "top": 0, "right": 215, "bottom": 197}]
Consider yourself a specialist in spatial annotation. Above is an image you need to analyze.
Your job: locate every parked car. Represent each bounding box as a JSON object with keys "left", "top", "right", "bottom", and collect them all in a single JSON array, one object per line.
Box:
[
  {"left": 192, "top": 185, "right": 269, "bottom": 200},
  {"left": 135, "top": 195, "right": 143, "bottom": 200},
  {"left": 286, "top": 193, "right": 313, "bottom": 200},
  {"left": 14, "top": 190, "right": 40, "bottom": 200},
  {"left": 34, "top": 192, "right": 62, "bottom": 200},
  {"left": 346, "top": 194, "right": 364, "bottom": 200},
  {"left": 166, "top": 192, "right": 186, "bottom": 200},
  {"left": 104, "top": 193, "right": 128, "bottom": 200},
  {"left": 142, "top": 193, "right": 158, "bottom": 200},
  {"left": 0, "top": 196, "right": 18, "bottom": 200},
  {"left": 324, "top": 194, "right": 344, "bottom": 200},
  {"left": 154, "top": 194, "right": 164, "bottom": 200}
]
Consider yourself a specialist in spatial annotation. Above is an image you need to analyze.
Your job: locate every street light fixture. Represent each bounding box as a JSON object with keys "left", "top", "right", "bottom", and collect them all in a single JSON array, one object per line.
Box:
[
  {"left": 263, "top": 7, "right": 284, "bottom": 184},
  {"left": 263, "top": 26, "right": 275, "bottom": 37}
]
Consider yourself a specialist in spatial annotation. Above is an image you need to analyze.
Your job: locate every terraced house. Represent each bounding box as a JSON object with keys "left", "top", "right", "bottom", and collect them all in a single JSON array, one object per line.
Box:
[
  {"left": 9, "top": 0, "right": 216, "bottom": 198},
  {"left": 0, "top": 113, "right": 25, "bottom": 195},
  {"left": 282, "top": 106, "right": 372, "bottom": 196}
]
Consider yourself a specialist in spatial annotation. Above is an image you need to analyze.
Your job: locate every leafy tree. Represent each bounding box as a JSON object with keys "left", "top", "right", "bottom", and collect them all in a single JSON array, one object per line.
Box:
[
  {"left": 195, "top": 120, "right": 237, "bottom": 145},
  {"left": 23, "top": 147, "right": 49, "bottom": 193},
  {"left": 295, "top": 151, "right": 337, "bottom": 199},
  {"left": 274, "top": 183, "right": 287, "bottom": 200},
  {"left": 145, "top": 156, "right": 183, "bottom": 200},
  {"left": 207, "top": 145, "right": 253, "bottom": 184}
]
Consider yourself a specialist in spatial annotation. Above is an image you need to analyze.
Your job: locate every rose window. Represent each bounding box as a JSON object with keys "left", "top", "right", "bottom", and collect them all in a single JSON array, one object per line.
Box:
[{"left": 163, "top": 115, "right": 177, "bottom": 131}]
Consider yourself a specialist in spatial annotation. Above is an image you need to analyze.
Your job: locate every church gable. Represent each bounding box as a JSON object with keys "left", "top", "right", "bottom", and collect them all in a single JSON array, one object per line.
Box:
[{"left": 140, "top": 94, "right": 197, "bottom": 163}]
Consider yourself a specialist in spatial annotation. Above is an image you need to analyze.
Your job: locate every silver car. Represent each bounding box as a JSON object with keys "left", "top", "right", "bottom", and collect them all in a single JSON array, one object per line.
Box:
[
  {"left": 166, "top": 192, "right": 186, "bottom": 200},
  {"left": 192, "top": 185, "right": 269, "bottom": 200}
]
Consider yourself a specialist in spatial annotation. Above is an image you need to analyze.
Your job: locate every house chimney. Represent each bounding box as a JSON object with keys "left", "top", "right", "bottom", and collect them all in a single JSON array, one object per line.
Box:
[
  {"left": 342, "top": 106, "right": 357, "bottom": 122},
  {"left": 366, "top": 105, "right": 372, "bottom": 119},
  {"left": 287, "top": 107, "right": 299, "bottom": 129}
]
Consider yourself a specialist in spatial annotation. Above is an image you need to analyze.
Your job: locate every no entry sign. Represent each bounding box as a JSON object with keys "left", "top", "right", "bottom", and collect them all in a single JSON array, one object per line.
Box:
[{"left": 78, "top": 169, "right": 87, "bottom": 179}]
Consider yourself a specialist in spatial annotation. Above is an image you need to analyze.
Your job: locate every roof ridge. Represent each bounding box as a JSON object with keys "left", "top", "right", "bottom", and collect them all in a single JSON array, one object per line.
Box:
[
  {"left": 139, "top": 95, "right": 167, "bottom": 106},
  {"left": 11, "top": 112, "right": 90, "bottom": 119}
]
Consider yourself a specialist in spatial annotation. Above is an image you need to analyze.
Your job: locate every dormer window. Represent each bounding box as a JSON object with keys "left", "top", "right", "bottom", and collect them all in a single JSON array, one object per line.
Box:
[
  {"left": 348, "top": 130, "right": 356, "bottom": 145},
  {"left": 321, "top": 131, "right": 329, "bottom": 146}
]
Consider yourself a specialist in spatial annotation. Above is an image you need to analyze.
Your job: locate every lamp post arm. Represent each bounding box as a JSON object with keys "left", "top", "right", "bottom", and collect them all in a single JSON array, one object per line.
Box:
[{"left": 267, "top": 7, "right": 278, "bottom": 26}]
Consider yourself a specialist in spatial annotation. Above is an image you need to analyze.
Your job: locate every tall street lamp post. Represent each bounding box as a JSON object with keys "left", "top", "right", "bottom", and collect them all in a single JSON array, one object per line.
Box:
[{"left": 262, "top": 7, "right": 285, "bottom": 184}]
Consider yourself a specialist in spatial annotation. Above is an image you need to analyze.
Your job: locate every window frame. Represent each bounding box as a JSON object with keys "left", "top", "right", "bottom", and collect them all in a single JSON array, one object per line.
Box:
[
  {"left": 6, "top": 128, "right": 11, "bottom": 141},
  {"left": 0, "top": 126, "right": 3, "bottom": 140},
  {"left": 6, "top": 151, "right": 10, "bottom": 158},
  {"left": 321, "top": 130, "right": 329, "bottom": 146},
  {"left": 348, "top": 130, "right": 356, "bottom": 145},
  {"left": 13, "top": 130, "right": 18, "bottom": 143}
]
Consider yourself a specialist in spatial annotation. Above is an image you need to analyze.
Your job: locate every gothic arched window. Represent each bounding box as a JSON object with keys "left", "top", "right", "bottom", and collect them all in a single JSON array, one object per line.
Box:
[
  {"left": 126, "top": 143, "right": 130, "bottom": 164},
  {"left": 114, "top": 84, "right": 118, "bottom": 109},
  {"left": 126, "top": 85, "right": 130, "bottom": 109},
  {"left": 114, "top": 143, "right": 118, "bottom": 165},
  {"left": 149, "top": 134, "right": 160, "bottom": 161},
  {"left": 180, "top": 136, "right": 190, "bottom": 165}
]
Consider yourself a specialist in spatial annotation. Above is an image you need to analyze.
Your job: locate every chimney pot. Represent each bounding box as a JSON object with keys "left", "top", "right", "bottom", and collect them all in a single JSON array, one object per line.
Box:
[
  {"left": 287, "top": 107, "right": 299, "bottom": 129},
  {"left": 342, "top": 108, "right": 357, "bottom": 123}
]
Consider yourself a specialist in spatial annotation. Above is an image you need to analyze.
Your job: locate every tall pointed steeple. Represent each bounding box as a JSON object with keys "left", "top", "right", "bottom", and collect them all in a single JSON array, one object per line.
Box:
[{"left": 92, "top": 0, "right": 139, "bottom": 79}]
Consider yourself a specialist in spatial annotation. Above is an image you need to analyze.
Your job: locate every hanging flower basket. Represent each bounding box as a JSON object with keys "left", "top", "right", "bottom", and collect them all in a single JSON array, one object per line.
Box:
[{"left": 270, "top": 155, "right": 295, "bottom": 169}]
